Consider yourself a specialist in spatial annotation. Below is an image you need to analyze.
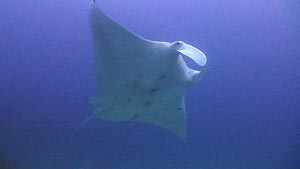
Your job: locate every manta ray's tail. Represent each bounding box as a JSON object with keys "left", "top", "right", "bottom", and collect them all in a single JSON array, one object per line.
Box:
[{"left": 70, "top": 115, "right": 94, "bottom": 139}]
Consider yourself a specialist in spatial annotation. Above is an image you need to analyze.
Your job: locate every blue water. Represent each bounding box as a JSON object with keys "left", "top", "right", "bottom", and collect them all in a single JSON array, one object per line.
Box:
[{"left": 0, "top": 0, "right": 299, "bottom": 169}]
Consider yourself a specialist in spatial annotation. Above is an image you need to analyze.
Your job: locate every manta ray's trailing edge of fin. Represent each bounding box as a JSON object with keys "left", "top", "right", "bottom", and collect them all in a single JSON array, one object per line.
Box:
[{"left": 88, "top": 1, "right": 207, "bottom": 141}]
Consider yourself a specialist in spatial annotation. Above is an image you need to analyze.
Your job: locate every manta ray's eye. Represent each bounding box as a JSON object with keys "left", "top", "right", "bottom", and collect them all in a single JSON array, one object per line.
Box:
[{"left": 175, "top": 41, "right": 181, "bottom": 45}]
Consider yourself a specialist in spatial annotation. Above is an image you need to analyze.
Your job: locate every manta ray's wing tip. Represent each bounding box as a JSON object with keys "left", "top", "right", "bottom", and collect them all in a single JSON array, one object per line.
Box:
[
  {"left": 90, "top": 0, "right": 96, "bottom": 6},
  {"left": 89, "top": 0, "right": 98, "bottom": 12}
]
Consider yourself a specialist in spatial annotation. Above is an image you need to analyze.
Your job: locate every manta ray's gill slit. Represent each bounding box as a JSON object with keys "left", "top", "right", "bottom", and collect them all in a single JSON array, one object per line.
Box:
[
  {"left": 100, "top": 109, "right": 111, "bottom": 114},
  {"left": 130, "top": 114, "right": 139, "bottom": 121}
]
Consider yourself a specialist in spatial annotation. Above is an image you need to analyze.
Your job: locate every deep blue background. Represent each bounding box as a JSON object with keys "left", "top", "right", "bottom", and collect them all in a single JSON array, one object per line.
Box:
[{"left": 0, "top": 0, "right": 299, "bottom": 169}]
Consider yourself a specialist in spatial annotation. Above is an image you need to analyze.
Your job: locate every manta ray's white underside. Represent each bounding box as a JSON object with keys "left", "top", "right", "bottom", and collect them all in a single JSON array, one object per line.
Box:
[{"left": 88, "top": 1, "right": 207, "bottom": 140}]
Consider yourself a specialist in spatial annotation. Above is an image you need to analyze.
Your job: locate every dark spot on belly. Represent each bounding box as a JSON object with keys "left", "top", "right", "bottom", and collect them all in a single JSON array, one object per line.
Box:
[
  {"left": 133, "top": 81, "right": 139, "bottom": 90},
  {"left": 177, "top": 107, "right": 182, "bottom": 110},
  {"left": 144, "top": 101, "right": 153, "bottom": 107},
  {"left": 150, "top": 88, "right": 159, "bottom": 93},
  {"left": 127, "top": 98, "right": 131, "bottom": 102},
  {"left": 159, "top": 75, "right": 166, "bottom": 80}
]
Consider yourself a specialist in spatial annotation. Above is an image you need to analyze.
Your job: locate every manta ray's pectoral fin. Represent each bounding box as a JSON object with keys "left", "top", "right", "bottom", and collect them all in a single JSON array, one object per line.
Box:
[
  {"left": 136, "top": 92, "right": 187, "bottom": 141},
  {"left": 89, "top": 2, "right": 148, "bottom": 56}
]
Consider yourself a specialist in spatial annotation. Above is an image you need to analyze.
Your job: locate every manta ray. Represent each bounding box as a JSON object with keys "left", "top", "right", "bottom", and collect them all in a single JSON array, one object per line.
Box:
[{"left": 87, "top": 1, "right": 207, "bottom": 140}]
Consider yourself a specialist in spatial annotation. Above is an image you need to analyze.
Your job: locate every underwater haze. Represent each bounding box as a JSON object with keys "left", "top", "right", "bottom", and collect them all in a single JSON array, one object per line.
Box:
[{"left": 0, "top": 0, "right": 299, "bottom": 169}]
